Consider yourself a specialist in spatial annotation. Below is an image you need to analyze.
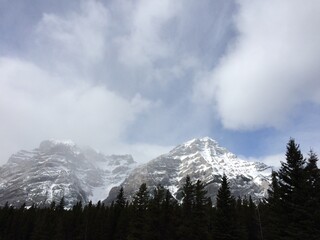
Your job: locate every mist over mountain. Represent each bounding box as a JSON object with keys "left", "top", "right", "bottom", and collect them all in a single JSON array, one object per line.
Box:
[{"left": 0, "top": 140, "right": 136, "bottom": 207}]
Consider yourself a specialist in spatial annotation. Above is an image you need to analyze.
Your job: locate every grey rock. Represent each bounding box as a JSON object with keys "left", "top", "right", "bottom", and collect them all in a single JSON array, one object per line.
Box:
[
  {"left": 0, "top": 140, "right": 136, "bottom": 208},
  {"left": 105, "top": 137, "right": 272, "bottom": 204}
]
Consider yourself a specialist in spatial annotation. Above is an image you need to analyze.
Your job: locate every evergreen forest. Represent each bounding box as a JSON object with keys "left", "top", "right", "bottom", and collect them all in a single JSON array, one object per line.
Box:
[{"left": 0, "top": 139, "right": 319, "bottom": 240}]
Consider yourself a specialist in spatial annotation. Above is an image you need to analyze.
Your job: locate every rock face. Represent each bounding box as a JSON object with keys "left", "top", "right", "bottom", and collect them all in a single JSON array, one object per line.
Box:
[
  {"left": 0, "top": 140, "right": 136, "bottom": 207},
  {"left": 105, "top": 137, "right": 272, "bottom": 204}
]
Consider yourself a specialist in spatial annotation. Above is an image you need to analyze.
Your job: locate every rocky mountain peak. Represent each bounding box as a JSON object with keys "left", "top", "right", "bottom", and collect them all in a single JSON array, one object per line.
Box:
[
  {"left": 105, "top": 137, "right": 272, "bottom": 204},
  {"left": 39, "top": 139, "right": 77, "bottom": 152},
  {"left": 0, "top": 140, "right": 136, "bottom": 207},
  {"left": 170, "top": 137, "right": 236, "bottom": 160}
]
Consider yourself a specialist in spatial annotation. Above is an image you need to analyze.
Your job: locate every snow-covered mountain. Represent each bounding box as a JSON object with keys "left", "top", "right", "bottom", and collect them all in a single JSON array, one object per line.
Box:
[
  {"left": 105, "top": 137, "right": 272, "bottom": 203},
  {"left": 0, "top": 137, "right": 272, "bottom": 207},
  {"left": 0, "top": 140, "right": 136, "bottom": 207}
]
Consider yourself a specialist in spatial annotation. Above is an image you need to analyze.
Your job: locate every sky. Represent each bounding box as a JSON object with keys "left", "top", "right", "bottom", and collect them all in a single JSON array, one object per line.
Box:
[{"left": 1, "top": 0, "right": 320, "bottom": 166}]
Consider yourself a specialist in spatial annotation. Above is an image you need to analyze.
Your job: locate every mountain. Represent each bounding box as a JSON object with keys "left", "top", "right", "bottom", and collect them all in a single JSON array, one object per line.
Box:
[
  {"left": 0, "top": 140, "right": 136, "bottom": 207},
  {"left": 0, "top": 137, "right": 272, "bottom": 207},
  {"left": 105, "top": 137, "right": 272, "bottom": 203}
]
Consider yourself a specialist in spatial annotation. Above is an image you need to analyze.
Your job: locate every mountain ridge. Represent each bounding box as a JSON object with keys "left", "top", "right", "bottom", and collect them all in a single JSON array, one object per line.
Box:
[
  {"left": 105, "top": 137, "right": 272, "bottom": 203},
  {"left": 0, "top": 139, "right": 136, "bottom": 207},
  {"left": 0, "top": 137, "right": 272, "bottom": 207}
]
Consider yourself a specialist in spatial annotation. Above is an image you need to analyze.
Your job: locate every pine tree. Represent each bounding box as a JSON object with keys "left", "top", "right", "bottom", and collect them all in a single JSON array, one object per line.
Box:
[
  {"left": 277, "top": 138, "right": 310, "bottom": 239},
  {"left": 115, "top": 186, "right": 126, "bottom": 209},
  {"left": 145, "top": 184, "right": 166, "bottom": 240},
  {"left": 162, "top": 189, "right": 178, "bottom": 240},
  {"left": 304, "top": 150, "right": 320, "bottom": 238},
  {"left": 178, "top": 175, "right": 195, "bottom": 240},
  {"left": 267, "top": 171, "right": 281, "bottom": 206},
  {"left": 132, "top": 183, "right": 149, "bottom": 212},
  {"left": 278, "top": 139, "right": 306, "bottom": 207},
  {"left": 106, "top": 186, "right": 128, "bottom": 239},
  {"left": 128, "top": 183, "right": 149, "bottom": 240},
  {"left": 305, "top": 150, "right": 320, "bottom": 201},
  {"left": 263, "top": 170, "right": 286, "bottom": 239},
  {"left": 266, "top": 138, "right": 317, "bottom": 239},
  {"left": 193, "top": 180, "right": 210, "bottom": 240},
  {"left": 181, "top": 175, "right": 194, "bottom": 217},
  {"left": 214, "top": 174, "right": 237, "bottom": 240},
  {"left": 245, "top": 196, "right": 261, "bottom": 240}
]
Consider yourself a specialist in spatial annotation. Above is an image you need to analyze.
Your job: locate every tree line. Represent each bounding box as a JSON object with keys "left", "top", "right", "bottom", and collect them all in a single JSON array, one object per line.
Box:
[{"left": 0, "top": 138, "right": 319, "bottom": 240}]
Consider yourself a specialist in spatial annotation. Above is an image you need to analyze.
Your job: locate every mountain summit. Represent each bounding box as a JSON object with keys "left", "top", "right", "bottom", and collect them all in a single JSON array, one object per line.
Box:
[
  {"left": 0, "top": 140, "right": 136, "bottom": 207},
  {"left": 105, "top": 137, "right": 272, "bottom": 203}
]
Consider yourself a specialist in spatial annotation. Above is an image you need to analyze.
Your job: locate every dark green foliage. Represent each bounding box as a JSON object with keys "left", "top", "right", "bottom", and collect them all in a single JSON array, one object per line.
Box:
[
  {"left": 128, "top": 183, "right": 149, "bottom": 240},
  {"left": 304, "top": 150, "right": 320, "bottom": 237},
  {"left": 132, "top": 183, "right": 149, "bottom": 212},
  {"left": 278, "top": 139, "right": 307, "bottom": 207},
  {"left": 245, "top": 196, "right": 261, "bottom": 240},
  {"left": 265, "top": 138, "right": 320, "bottom": 240},
  {"left": 178, "top": 175, "right": 195, "bottom": 240},
  {"left": 181, "top": 175, "right": 194, "bottom": 217},
  {"left": 193, "top": 180, "right": 210, "bottom": 240},
  {"left": 115, "top": 186, "right": 126, "bottom": 208},
  {"left": 215, "top": 174, "right": 239, "bottom": 240},
  {"left": 145, "top": 185, "right": 170, "bottom": 240}
]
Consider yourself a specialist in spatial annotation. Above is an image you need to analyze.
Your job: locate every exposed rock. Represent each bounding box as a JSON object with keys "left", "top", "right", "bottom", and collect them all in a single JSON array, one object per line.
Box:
[
  {"left": 105, "top": 137, "right": 272, "bottom": 204},
  {"left": 0, "top": 140, "right": 136, "bottom": 207}
]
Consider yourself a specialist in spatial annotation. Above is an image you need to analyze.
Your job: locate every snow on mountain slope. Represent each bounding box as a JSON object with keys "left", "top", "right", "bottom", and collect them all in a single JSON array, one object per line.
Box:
[
  {"left": 0, "top": 140, "right": 136, "bottom": 207},
  {"left": 0, "top": 137, "right": 273, "bottom": 207},
  {"left": 105, "top": 137, "right": 272, "bottom": 203}
]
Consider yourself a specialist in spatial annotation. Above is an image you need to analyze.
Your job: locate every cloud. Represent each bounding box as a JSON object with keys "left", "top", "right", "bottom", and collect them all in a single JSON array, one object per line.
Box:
[
  {"left": 239, "top": 154, "right": 284, "bottom": 169},
  {"left": 121, "top": 143, "right": 173, "bottom": 164},
  {"left": 0, "top": 57, "right": 150, "bottom": 163},
  {"left": 1, "top": 0, "right": 196, "bottom": 164},
  {"left": 117, "top": 0, "right": 180, "bottom": 67},
  {"left": 195, "top": 0, "right": 320, "bottom": 130},
  {"left": 33, "top": 0, "right": 109, "bottom": 75},
  {"left": 6, "top": 0, "right": 313, "bottom": 166}
]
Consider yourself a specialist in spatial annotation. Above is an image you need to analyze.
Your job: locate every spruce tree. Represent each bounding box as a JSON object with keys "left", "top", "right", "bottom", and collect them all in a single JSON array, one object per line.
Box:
[
  {"left": 245, "top": 196, "right": 260, "bottom": 240},
  {"left": 305, "top": 150, "right": 320, "bottom": 201},
  {"left": 277, "top": 138, "right": 309, "bottom": 239},
  {"left": 193, "top": 180, "right": 210, "bottom": 240},
  {"left": 266, "top": 138, "right": 317, "bottom": 239},
  {"left": 145, "top": 184, "right": 166, "bottom": 240},
  {"left": 264, "top": 170, "right": 283, "bottom": 239},
  {"left": 162, "top": 189, "right": 178, "bottom": 240},
  {"left": 267, "top": 171, "right": 280, "bottom": 206},
  {"left": 278, "top": 139, "right": 306, "bottom": 207},
  {"left": 115, "top": 186, "right": 126, "bottom": 209},
  {"left": 181, "top": 175, "right": 194, "bottom": 216},
  {"left": 178, "top": 175, "right": 195, "bottom": 240},
  {"left": 214, "top": 174, "right": 237, "bottom": 240},
  {"left": 304, "top": 150, "right": 320, "bottom": 238},
  {"left": 132, "top": 183, "right": 149, "bottom": 212},
  {"left": 128, "top": 183, "right": 149, "bottom": 240}
]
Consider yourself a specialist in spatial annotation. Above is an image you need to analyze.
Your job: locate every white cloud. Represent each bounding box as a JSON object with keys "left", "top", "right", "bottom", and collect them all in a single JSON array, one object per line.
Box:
[
  {"left": 6, "top": 0, "right": 318, "bottom": 166},
  {"left": 0, "top": 57, "right": 150, "bottom": 164},
  {"left": 34, "top": 0, "right": 109, "bottom": 75},
  {"left": 195, "top": 0, "right": 320, "bottom": 130},
  {"left": 117, "top": 0, "right": 181, "bottom": 67},
  {"left": 120, "top": 143, "right": 173, "bottom": 164},
  {"left": 0, "top": 0, "right": 183, "bottom": 165},
  {"left": 239, "top": 154, "right": 284, "bottom": 169}
]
